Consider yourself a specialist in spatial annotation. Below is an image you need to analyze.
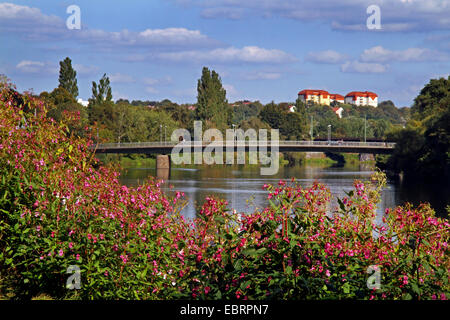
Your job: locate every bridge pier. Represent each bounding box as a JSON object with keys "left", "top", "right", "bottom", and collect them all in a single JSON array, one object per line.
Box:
[
  {"left": 156, "top": 155, "right": 171, "bottom": 180},
  {"left": 359, "top": 153, "right": 375, "bottom": 162}
]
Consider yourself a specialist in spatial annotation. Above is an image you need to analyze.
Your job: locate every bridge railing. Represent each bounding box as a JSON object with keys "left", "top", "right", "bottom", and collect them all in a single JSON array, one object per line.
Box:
[{"left": 93, "top": 141, "right": 396, "bottom": 149}]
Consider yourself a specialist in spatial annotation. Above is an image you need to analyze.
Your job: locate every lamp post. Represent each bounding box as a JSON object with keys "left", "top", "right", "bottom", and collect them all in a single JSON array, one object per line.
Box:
[
  {"left": 164, "top": 125, "right": 167, "bottom": 143},
  {"left": 160, "top": 124, "right": 162, "bottom": 143},
  {"left": 232, "top": 124, "right": 236, "bottom": 143},
  {"left": 327, "top": 125, "right": 332, "bottom": 143},
  {"left": 310, "top": 115, "right": 314, "bottom": 142},
  {"left": 364, "top": 115, "right": 367, "bottom": 144}
]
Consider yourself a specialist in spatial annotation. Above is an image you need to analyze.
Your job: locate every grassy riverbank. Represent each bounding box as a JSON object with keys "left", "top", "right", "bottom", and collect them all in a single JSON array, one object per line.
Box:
[{"left": 97, "top": 152, "right": 369, "bottom": 170}]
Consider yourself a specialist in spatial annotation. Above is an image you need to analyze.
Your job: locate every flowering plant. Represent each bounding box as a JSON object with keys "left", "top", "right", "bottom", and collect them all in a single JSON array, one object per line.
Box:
[{"left": 0, "top": 79, "right": 448, "bottom": 300}]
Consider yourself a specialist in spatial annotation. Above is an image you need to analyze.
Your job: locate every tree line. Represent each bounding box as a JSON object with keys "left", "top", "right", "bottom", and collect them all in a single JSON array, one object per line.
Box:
[
  {"left": 34, "top": 57, "right": 449, "bottom": 181},
  {"left": 377, "top": 76, "right": 450, "bottom": 182},
  {"left": 39, "top": 58, "right": 409, "bottom": 145}
]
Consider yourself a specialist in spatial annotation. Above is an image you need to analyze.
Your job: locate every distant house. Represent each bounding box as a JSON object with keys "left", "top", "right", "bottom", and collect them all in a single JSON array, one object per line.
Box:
[
  {"left": 344, "top": 91, "right": 378, "bottom": 107},
  {"left": 288, "top": 105, "right": 296, "bottom": 112},
  {"left": 298, "top": 89, "right": 331, "bottom": 106},
  {"left": 298, "top": 89, "right": 378, "bottom": 107},
  {"left": 332, "top": 107, "right": 344, "bottom": 119},
  {"left": 330, "top": 94, "right": 345, "bottom": 104}
]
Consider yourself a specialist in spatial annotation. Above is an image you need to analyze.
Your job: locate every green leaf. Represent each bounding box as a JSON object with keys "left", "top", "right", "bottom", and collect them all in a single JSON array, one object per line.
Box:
[
  {"left": 411, "top": 283, "right": 421, "bottom": 295},
  {"left": 403, "top": 293, "right": 413, "bottom": 300},
  {"left": 337, "top": 198, "right": 346, "bottom": 212},
  {"left": 342, "top": 282, "right": 350, "bottom": 294}
]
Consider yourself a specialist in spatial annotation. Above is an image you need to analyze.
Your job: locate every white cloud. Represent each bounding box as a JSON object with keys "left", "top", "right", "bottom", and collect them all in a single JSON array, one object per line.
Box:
[
  {"left": 0, "top": 3, "right": 63, "bottom": 34},
  {"left": 143, "top": 76, "right": 173, "bottom": 86},
  {"left": 341, "top": 60, "right": 388, "bottom": 73},
  {"left": 15, "top": 60, "right": 57, "bottom": 74},
  {"left": 360, "top": 46, "right": 449, "bottom": 63},
  {"left": 306, "top": 50, "right": 349, "bottom": 64},
  {"left": 145, "top": 87, "right": 159, "bottom": 94},
  {"left": 73, "top": 64, "right": 99, "bottom": 76},
  {"left": 0, "top": 3, "right": 218, "bottom": 48},
  {"left": 109, "top": 73, "right": 135, "bottom": 83},
  {"left": 200, "top": 7, "right": 244, "bottom": 20},
  {"left": 243, "top": 71, "right": 281, "bottom": 80},
  {"left": 157, "top": 46, "right": 297, "bottom": 64},
  {"left": 223, "top": 84, "right": 238, "bottom": 96},
  {"left": 174, "top": 0, "right": 450, "bottom": 32}
]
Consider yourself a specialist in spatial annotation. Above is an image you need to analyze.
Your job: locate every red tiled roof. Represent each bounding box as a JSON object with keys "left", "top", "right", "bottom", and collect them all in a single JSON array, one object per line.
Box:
[
  {"left": 298, "top": 89, "right": 330, "bottom": 98},
  {"left": 345, "top": 91, "right": 378, "bottom": 99},
  {"left": 330, "top": 94, "right": 345, "bottom": 100}
]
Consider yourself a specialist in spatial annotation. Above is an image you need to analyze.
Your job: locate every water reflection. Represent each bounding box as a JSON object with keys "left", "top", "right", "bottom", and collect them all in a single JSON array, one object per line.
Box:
[{"left": 119, "top": 164, "right": 449, "bottom": 220}]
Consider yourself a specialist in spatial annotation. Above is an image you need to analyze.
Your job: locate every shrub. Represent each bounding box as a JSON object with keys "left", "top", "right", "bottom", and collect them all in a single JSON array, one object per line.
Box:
[{"left": 0, "top": 79, "right": 448, "bottom": 300}]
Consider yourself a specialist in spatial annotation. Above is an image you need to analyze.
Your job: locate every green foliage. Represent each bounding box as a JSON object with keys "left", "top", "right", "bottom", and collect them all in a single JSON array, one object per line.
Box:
[
  {"left": 412, "top": 76, "right": 450, "bottom": 119},
  {"left": 0, "top": 86, "right": 448, "bottom": 300},
  {"left": 382, "top": 76, "right": 450, "bottom": 181},
  {"left": 231, "top": 102, "right": 262, "bottom": 125},
  {"left": 58, "top": 57, "right": 78, "bottom": 99},
  {"left": 90, "top": 74, "right": 112, "bottom": 106},
  {"left": 259, "top": 102, "right": 307, "bottom": 139},
  {"left": 40, "top": 87, "right": 87, "bottom": 137},
  {"left": 196, "top": 67, "right": 230, "bottom": 130}
]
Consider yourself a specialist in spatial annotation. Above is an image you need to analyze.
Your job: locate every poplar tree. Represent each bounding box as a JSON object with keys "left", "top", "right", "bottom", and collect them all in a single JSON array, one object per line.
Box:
[
  {"left": 196, "top": 67, "right": 229, "bottom": 130},
  {"left": 58, "top": 57, "right": 78, "bottom": 99},
  {"left": 90, "top": 73, "right": 113, "bottom": 106}
]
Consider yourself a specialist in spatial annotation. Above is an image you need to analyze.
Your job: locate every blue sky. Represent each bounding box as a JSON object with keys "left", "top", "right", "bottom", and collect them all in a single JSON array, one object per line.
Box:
[{"left": 1, "top": 0, "right": 449, "bottom": 106}]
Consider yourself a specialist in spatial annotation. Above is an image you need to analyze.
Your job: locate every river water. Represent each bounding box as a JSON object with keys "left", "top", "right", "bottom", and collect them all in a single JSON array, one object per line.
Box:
[{"left": 119, "top": 163, "right": 449, "bottom": 220}]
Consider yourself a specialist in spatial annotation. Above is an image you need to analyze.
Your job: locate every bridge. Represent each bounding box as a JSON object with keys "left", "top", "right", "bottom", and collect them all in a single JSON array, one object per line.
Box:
[
  {"left": 92, "top": 141, "right": 395, "bottom": 178},
  {"left": 92, "top": 140, "right": 395, "bottom": 155}
]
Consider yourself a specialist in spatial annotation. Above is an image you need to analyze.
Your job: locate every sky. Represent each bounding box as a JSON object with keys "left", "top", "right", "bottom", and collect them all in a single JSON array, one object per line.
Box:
[{"left": 1, "top": 0, "right": 450, "bottom": 107}]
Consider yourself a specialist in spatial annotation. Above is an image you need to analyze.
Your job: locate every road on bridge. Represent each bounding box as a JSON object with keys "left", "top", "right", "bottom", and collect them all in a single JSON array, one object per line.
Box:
[{"left": 92, "top": 140, "right": 395, "bottom": 155}]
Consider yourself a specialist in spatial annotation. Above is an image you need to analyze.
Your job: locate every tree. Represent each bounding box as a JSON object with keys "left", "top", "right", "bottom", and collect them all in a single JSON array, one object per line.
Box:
[
  {"left": 381, "top": 77, "right": 450, "bottom": 181},
  {"left": 90, "top": 73, "right": 112, "bottom": 106},
  {"left": 58, "top": 57, "right": 78, "bottom": 99},
  {"left": 412, "top": 76, "right": 450, "bottom": 119},
  {"left": 195, "top": 67, "right": 229, "bottom": 130},
  {"left": 259, "top": 102, "right": 281, "bottom": 129},
  {"left": 40, "top": 87, "right": 87, "bottom": 137}
]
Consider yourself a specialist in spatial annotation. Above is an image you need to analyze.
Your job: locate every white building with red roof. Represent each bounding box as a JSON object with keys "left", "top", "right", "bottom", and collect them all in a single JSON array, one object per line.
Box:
[
  {"left": 330, "top": 94, "right": 345, "bottom": 104},
  {"left": 298, "top": 89, "right": 331, "bottom": 106},
  {"left": 344, "top": 91, "right": 378, "bottom": 107}
]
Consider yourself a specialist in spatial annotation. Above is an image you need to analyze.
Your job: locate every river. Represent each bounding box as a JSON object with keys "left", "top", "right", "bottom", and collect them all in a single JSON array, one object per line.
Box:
[{"left": 119, "top": 163, "right": 449, "bottom": 220}]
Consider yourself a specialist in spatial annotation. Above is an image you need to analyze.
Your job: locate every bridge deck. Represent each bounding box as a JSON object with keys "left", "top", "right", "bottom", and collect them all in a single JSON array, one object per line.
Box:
[{"left": 92, "top": 141, "right": 395, "bottom": 155}]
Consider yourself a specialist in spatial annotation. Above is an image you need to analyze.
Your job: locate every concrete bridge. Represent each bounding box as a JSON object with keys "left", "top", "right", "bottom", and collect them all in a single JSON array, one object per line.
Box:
[{"left": 92, "top": 140, "right": 395, "bottom": 155}]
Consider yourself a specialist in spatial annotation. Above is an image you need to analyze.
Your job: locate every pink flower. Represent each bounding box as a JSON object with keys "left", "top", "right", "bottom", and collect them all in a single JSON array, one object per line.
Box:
[
  {"left": 58, "top": 249, "right": 64, "bottom": 257},
  {"left": 120, "top": 254, "right": 128, "bottom": 264},
  {"left": 204, "top": 286, "right": 210, "bottom": 295}
]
